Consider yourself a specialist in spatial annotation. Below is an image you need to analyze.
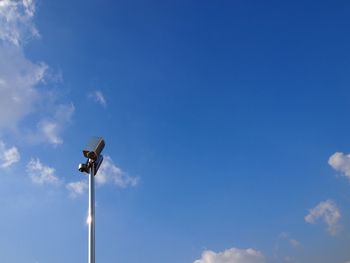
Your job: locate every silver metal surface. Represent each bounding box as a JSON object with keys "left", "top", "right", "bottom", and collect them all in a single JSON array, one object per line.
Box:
[
  {"left": 79, "top": 137, "right": 105, "bottom": 263},
  {"left": 88, "top": 161, "right": 95, "bottom": 263}
]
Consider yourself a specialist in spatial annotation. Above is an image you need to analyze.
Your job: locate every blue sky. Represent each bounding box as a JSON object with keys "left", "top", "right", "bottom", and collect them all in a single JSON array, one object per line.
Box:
[{"left": 1, "top": 0, "right": 350, "bottom": 262}]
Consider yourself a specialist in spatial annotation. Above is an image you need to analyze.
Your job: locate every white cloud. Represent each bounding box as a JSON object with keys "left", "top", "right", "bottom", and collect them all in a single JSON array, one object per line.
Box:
[
  {"left": 96, "top": 155, "right": 139, "bottom": 187},
  {"left": 0, "top": 0, "right": 45, "bottom": 130},
  {"left": 273, "top": 233, "right": 301, "bottom": 263},
  {"left": 66, "top": 155, "right": 138, "bottom": 196},
  {"left": 193, "top": 248, "right": 266, "bottom": 263},
  {"left": 278, "top": 232, "right": 300, "bottom": 249},
  {"left": 36, "top": 104, "right": 75, "bottom": 145},
  {"left": 305, "top": 200, "right": 341, "bottom": 235},
  {"left": 288, "top": 239, "right": 300, "bottom": 248},
  {"left": 328, "top": 152, "right": 350, "bottom": 179},
  {"left": 0, "top": 0, "right": 39, "bottom": 46},
  {"left": 282, "top": 256, "right": 298, "bottom": 262},
  {"left": 89, "top": 90, "right": 107, "bottom": 107},
  {"left": 0, "top": 140, "right": 20, "bottom": 168},
  {"left": 66, "top": 180, "right": 88, "bottom": 197},
  {"left": 26, "top": 158, "right": 60, "bottom": 185},
  {"left": 0, "top": 0, "right": 73, "bottom": 145},
  {"left": 37, "top": 121, "right": 62, "bottom": 145},
  {"left": 0, "top": 44, "right": 47, "bottom": 130}
]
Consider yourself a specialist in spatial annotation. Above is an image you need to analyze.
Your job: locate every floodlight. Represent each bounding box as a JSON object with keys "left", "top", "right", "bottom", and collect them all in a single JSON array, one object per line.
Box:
[
  {"left": 83, "top": 137, "right": 105, "bottom": 160},
  {"left": 78, "top": 162, "right": 89, "bottom": 173}
]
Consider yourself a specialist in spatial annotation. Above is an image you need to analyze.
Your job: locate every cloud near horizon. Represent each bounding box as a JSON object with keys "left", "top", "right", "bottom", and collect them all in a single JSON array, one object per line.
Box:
[
  {"left": 305, "top": 200, "right": 341, "bottom": 236},
  {"left": 279, "top": 232, "right": 301, "bottom": 249},
  {"left": 193, "top": 248, "right": 266, "bottom": 263}
]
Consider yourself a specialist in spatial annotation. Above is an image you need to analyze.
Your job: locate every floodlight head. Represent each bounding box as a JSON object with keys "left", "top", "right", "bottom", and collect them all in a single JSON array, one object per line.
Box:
[
  {"left": 83, "top": 137, "right": 105, "bottom": 160},
  {"left": 78, "top": 162, "right": 89, "bottom": 173}
]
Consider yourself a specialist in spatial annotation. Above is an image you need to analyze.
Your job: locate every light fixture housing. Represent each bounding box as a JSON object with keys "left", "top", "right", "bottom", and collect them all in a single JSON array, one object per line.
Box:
[{"left": 83, "top": 137, "right": 105, "bottom": 160}]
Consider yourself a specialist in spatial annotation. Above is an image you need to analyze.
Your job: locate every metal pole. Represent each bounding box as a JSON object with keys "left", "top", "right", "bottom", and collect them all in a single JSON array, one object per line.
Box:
[{"left": 88, "top": 161, "right": 95, "bottom": 263}]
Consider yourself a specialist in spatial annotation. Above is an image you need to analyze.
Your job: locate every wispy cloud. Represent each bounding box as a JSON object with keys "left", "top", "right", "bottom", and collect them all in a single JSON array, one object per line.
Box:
[
  {"left": 328, "top": 152, "right": 350, "bottom": 179},
  {"left": 0, "top": 0, "right": 73, "bottom": 145},
  {"left": 66, "top": 180, "right": 88, "bottom": 198},
  {"left": 0, "top": 140, "right": 20, "bottom": 168},
  {"left": 0, "top": 45, "right": 47, "bottom": 131},
  {"left": 193, "top": 247, "right": 266, "bottom": 263},
  {"left": 305, "top": 200, "right": 341, "bottom": 236},
  {"left": 273, "top": 233, "right": 301, "bottom": 263},
  {"left": 279, "top": 232, "right": 301, "bottom": 249},
  {"left": 0, "top": 0, "right": 45, "bottom": 130},
  {"left": 36, "top": 104, "right": 75, "bottom": 145},
  {"left": 66, "top": 155, "right": 138, "bottom": 197},
  {"left": 26, "top": 158, "right": 60, "bottom": 185},
  {"left": 89, "top": 90, "right": 107, "bottom": 107},
  {"left": 96, "top": 155, "right": 139, "bottom": 187},
  {"left": 0, "top": 0, "right": 39, "bottom": 46},
  {"left": 288, "top": 239, "right": 300, "bottom": 248}
]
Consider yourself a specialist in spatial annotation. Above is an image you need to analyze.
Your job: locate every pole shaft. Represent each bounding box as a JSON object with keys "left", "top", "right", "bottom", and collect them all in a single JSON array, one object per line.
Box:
[{"left": 88, "top": 162, "right": 95, "bottom": 263}]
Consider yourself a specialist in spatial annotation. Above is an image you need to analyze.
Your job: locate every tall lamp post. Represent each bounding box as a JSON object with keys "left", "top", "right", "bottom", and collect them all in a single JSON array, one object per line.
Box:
[{"left": 78, "top": 137, "right": 105, "bottom": 263}]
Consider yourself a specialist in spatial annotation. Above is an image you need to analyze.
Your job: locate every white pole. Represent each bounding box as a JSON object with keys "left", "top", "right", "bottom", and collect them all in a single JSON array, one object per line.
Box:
[{"left": 88, "top": 161, "right": 95, "bottom": 263}]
